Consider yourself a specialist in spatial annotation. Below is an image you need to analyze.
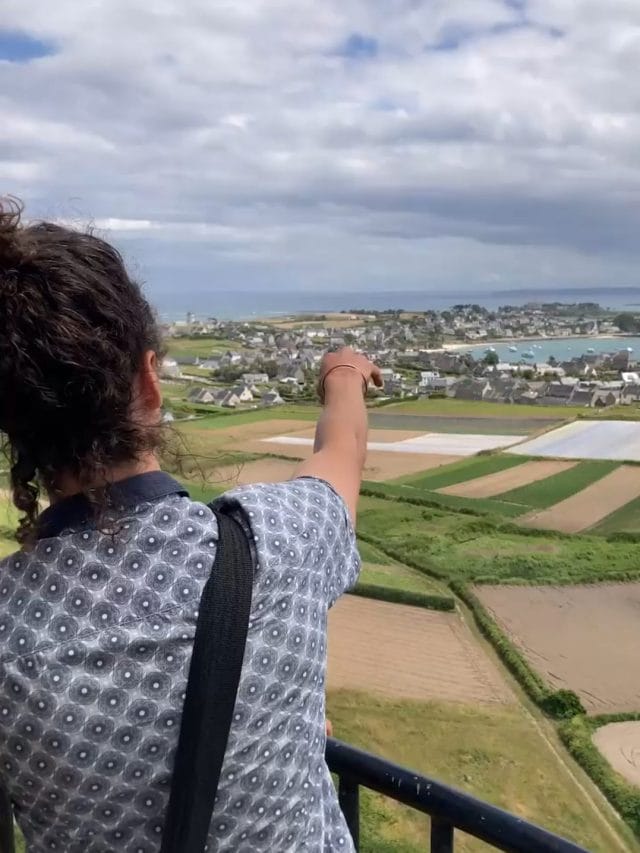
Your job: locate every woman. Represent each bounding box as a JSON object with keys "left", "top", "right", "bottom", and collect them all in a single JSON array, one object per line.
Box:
[{"left": 0, "top": 199, "right": 381, "bottom": 852}]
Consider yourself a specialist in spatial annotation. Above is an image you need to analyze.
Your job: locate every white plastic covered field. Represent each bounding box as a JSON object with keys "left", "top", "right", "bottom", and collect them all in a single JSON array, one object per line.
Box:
[{"left": 509, "top": 420, "right": 640, "bottom": 461}]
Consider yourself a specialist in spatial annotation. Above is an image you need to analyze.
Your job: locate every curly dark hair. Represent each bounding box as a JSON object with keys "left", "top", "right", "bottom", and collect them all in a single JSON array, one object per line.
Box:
[{"left": 0, "top": 198, "right": 164, "bottom": 544}]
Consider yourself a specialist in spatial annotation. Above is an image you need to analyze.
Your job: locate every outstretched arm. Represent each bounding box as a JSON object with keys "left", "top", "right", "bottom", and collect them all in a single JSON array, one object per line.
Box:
[{"left": 293, "top": 348, "right": 382, "bottom": 522}]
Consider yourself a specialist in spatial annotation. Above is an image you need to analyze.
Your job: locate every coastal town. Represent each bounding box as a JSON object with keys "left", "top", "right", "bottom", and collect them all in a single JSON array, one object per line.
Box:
[{"left": 160, "top": 302, "right": 640, "bottom": 415}]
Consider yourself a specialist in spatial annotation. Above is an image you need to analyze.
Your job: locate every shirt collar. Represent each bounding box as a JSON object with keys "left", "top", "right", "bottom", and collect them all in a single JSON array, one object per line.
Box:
[{"left": 36, "top": 471, "right": 189, "bottom": 540}]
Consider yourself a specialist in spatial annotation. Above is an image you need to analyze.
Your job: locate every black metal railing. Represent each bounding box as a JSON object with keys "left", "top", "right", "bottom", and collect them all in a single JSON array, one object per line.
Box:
[
  {"left": 326, "top": 738, "right": 590, "bottom": 852},
  {"left": 0, "top": 782, "right": 13, "bottom": 853},
  {"left": 0, "top": 740, "right": 591, "bottom": 853}
]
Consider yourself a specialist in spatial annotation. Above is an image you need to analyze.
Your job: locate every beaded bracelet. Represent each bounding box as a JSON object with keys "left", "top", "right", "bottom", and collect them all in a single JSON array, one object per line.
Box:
[{"left": 318, "top": 364, "right": 368, "bottom": 404}]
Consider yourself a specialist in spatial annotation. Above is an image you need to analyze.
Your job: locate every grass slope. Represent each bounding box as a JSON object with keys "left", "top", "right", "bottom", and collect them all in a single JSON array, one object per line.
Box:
[
  {"left": 496, "top": 460, "right": 620, "bottom": 508},
  {"left": 357, "top": 496, "right": 640, "bottom": 584},
  {"left": 327, "top": 691, "right": 628, "bottom": 853}
]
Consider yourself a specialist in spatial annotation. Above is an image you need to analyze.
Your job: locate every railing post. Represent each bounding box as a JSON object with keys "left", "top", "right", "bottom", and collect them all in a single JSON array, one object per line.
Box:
[
  {"left": 0, "top": 782, "right": 14, "bottom": 853},
  {"left": 338, "top": 774, "right": 360, "bottom": 851},
  {"left": 430, "top": 817, "right": 454, "bottom": 853}
]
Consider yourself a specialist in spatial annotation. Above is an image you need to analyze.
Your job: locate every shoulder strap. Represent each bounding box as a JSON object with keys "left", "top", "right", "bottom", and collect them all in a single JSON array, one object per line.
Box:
[{"left": 161, "top": 507, "right": 254, "bottom": 853}]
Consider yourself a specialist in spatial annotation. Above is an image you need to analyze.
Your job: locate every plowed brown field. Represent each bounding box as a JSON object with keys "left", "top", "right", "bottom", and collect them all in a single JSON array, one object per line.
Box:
[
  {"left": 476, "top": 583, "right": 640, "bottom": 712},
  {"left": 327, "top": 596, "right": 513, "bottom": 704}
]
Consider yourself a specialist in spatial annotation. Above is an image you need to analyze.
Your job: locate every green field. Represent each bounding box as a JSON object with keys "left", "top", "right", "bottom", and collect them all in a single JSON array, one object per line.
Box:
[
  {"left": 327, "top": 691, "right": 632, "bottom": 853},
  {"left": 384, "top": 455, "right": 629, "bottom": 523},
  {"left": 357, "top": 495, "right": 640, "bottom": 584},
  {"left": 382, "top": 397, "right": 640, "bottom": 421},
  {"left": 165, "top": 336, "right": 242, "bottom": 359},
  {"left": 177, "top": 405, "right": 318, "bottom": 430},
  {"left": 363, "top": 481, "right": 527, "bottom": 518},
  {"left": 357, "top": 539, "right": 444, "bottom": 596},
  {"left": 380, "top": 398, "right": 577, "bottom": 419},
  {"left": 591, "top": 495, "right": 640, "bottom": 536},
  {"left": 497, "top": 460, "right": 620, "bottom": 509},
  {"left": 395, "top": 454, "right": 528, "bottom": 490}
]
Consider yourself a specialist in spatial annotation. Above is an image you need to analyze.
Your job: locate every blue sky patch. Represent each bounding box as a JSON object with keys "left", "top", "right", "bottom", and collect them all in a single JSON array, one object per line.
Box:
[
  {"left": 0, "top": 30, "right": 54, "bottom": 63},
  {"left": 335, "top": 33, "right": 379, "bottom": 60},
  {"left": 427, "top": 19, "right": 563, "bottom": 51}
]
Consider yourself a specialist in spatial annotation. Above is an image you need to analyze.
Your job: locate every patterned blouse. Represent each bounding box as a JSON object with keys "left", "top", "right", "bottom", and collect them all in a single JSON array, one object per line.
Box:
[{"left": 0, "top": 472, "right": 361, "bottom": 852}]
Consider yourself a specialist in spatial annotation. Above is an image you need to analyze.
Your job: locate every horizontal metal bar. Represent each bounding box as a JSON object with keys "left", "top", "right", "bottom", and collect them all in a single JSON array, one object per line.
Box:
[{"left": 326, "top": 738, "right": 590, "bottom": 853}]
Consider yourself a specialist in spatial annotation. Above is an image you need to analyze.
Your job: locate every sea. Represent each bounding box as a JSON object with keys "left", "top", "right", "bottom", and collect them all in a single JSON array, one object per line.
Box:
[
  {"left": 152, "top": 285, "right": 640, "bottom": 363},
  {"left": 152, "top": 286, "right": 640, "bottom": 322},
  {"left": 462, "top": 337, "right": 640, "bottom": 364}
]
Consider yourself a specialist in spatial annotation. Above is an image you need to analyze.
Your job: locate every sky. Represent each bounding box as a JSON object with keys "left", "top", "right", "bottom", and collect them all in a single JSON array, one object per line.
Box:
[{"left": 1, "top": 0, "right": 640, "bottom": 302}]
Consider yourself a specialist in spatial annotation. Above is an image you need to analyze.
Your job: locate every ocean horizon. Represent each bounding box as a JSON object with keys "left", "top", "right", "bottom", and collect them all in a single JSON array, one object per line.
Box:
[{"left": 151, "top": 286, "right": 640, "bottom": 321}]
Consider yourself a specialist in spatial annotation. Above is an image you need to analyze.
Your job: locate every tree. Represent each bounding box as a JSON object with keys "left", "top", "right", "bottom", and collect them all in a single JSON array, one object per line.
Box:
[
  {"left": 483, "top": 351, "right": 499, "bottom": 367},
  {"left": 614, "top": 313, "right": 640, "bottom": 333}
]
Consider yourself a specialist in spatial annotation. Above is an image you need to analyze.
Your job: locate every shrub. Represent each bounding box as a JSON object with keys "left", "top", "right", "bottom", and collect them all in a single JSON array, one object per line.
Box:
[
  {"left": 540, "top": 689, "right": 586, "bottom": 719},
  {"left": 351, "top": 583, "right": 455, "bottom": 612},
  {"left": 559, "top": 716, "right": 640, "bottom": 839},
  {"left": 606, "top": 531, "right": 640, "bottom": 543}
]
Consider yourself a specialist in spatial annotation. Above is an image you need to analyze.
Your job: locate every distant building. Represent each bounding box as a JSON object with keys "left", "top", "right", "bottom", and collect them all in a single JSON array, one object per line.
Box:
[
  {"left": 230, "top": 385, "right": 254, "bottom": 403},
  {"left": 242, "top": 373, "right": 270, "bottom": 385},
  {"left": 187, "top": 388, "right": 216, "bottom": 405},
  {"left": 261, "top": 390, "right": 284, "bottom": 407},
  {"left": 160, "top": 357, "right": 181, "bottom": 379}
]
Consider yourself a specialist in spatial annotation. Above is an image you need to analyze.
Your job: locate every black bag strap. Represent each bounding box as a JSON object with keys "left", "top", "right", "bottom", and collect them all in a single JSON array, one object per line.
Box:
[{"left": 161, "top": 506, "right": 254, "bottom": 853}]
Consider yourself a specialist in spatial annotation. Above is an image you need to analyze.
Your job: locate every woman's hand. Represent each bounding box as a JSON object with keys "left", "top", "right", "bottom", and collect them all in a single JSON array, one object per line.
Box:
[
  {"left": 295, "top": 347, "right": 381, "bottom": 521},
  {"left": 318, "top": 347, "right": 383, "bottom": 403}
]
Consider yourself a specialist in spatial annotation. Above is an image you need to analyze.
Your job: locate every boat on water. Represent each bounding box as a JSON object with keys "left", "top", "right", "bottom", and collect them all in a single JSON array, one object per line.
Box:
[
  {"left": 587, "top": 347, "right": 595, "bottom": 354},
  {"left": 522, "top": 350, "right": 535, "bottom": 359},
  {"left": 508, "top": 345, "right": 518, "bottom": 352},
  {"left": 628, "top": 347, "right": 634, "bottom": 352}
]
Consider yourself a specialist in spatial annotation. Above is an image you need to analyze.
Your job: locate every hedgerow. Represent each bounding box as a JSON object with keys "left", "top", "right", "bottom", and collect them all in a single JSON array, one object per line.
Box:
[
  {"left": 558, "top": 715, "right": 640, "bottom": 839},
  {"left": 350, "top": 583, "right": 455, "bottom": 612},
  {"left": 450, "top": 581, "right": 585, "bottom": 719}
]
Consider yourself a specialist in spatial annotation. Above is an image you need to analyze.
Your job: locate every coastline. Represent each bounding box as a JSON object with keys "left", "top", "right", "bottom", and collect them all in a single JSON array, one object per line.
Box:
[{"left": 439, "top": 333, "right": 631, "bottom": 353}]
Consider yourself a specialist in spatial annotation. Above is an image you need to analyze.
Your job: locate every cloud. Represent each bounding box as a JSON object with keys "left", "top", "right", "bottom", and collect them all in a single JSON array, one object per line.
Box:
[{"left": 2, "top": 0, "right": 640, "bottom": 303}]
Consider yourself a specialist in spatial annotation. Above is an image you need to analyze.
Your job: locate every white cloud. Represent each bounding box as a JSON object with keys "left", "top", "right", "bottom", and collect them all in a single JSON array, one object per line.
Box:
[{"left": 2, "top": 0, "right": 640, "bottom": 302}]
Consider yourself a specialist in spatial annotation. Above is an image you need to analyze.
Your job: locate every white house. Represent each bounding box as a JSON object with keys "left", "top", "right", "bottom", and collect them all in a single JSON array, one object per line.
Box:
[
  {"left": 419, "top": 371, "right": 440, "bottom": 388},
  {"left": 380, "top": 368, "right": 402, "bottom": 383},
  {"left": 230, "top": 384, "right": 254, "bottom": 403},
  {"left": 160, "top": 357, "right": 181, "bottom": 379},
  {"left": 187, "top": 388, "right": 216, "bottom": 404},
  {"left": 242, "top": 373, "right": 270, "bottom": 385},
  {"left": 261, "top": 389, "right": 284, "bottom": 407}
]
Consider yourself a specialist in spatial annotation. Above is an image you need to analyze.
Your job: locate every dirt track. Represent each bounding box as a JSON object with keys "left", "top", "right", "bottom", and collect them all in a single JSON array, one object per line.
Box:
[
  {"left": 476, "top": 583, "right": 640, "bottom": 712},
  {"left": 440, "top": 460, "right": 576, "bottom": 499},
  {"left": 519, "top": 465, "right": 640, "bottom": 532},
  {"left": 244, "top": 439, "right": 461, "bottom": 481},
  {"left": 327, "top": 596, "right": 513, "bottom": 704},
  {"left": 290, "top": 427, "right": 428, "bottom": 443},
  {"left": 593, "top": 722, "right": 640, "bottom": 786}
]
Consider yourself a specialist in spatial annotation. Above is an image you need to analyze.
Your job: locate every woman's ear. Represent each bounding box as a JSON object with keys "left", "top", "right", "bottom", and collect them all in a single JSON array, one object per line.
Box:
[{"left": 136, "top": 350, "right": 163, "bottom": 418}]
